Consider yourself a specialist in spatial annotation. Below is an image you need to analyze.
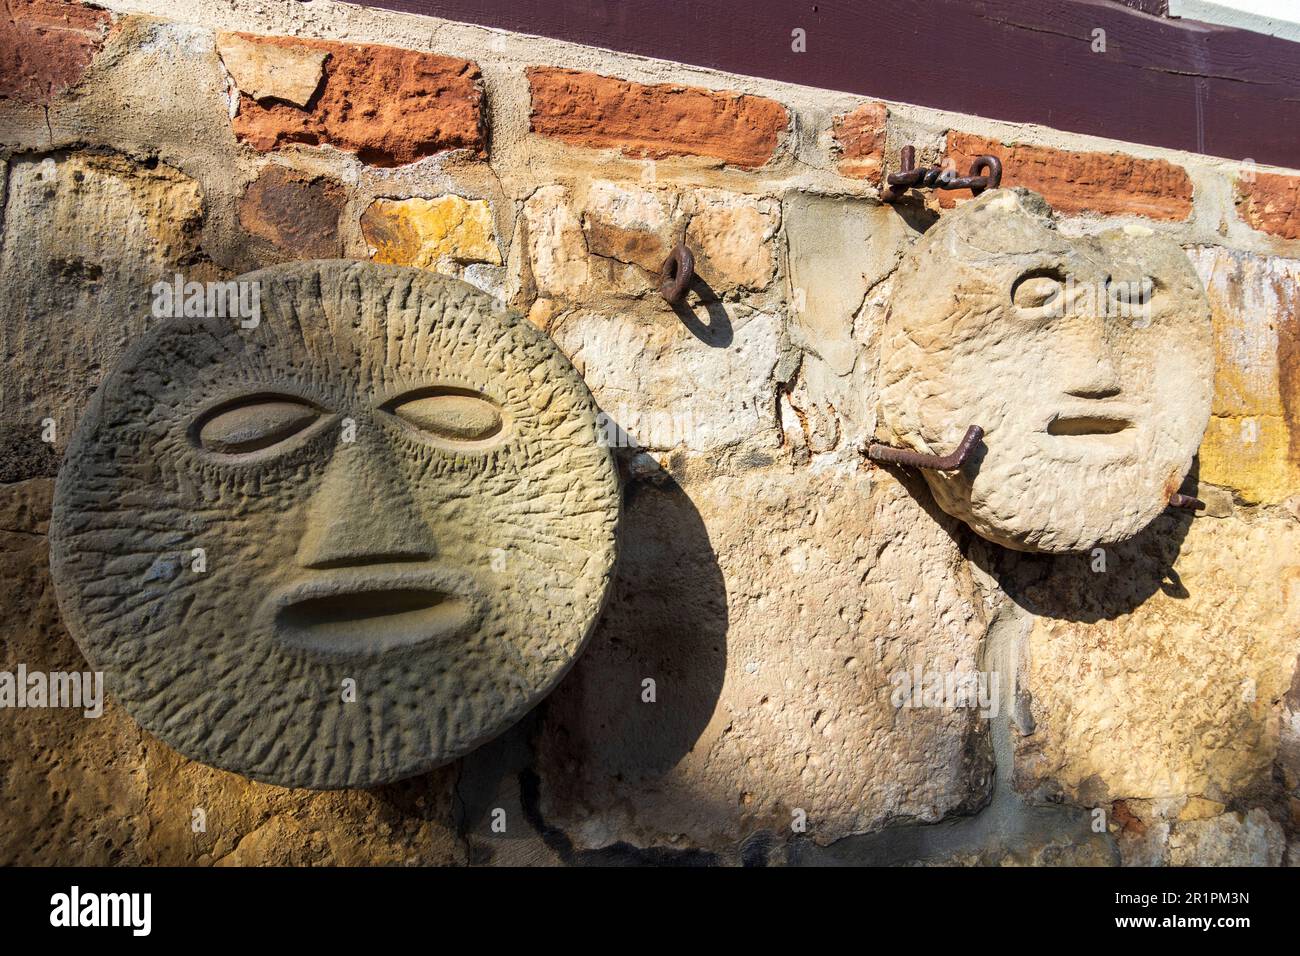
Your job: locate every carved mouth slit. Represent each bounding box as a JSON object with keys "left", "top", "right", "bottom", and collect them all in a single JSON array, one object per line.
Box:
[
  {"left": 276, "top": 588, "right": 470, "bottom": 655},
  {"left": 1047, "top": 415, "right": 1132, "bottom": 437}
]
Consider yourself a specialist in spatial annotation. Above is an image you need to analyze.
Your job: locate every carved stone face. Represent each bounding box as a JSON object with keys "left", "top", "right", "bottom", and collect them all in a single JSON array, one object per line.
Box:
[
  {"left": 50, "top": 261, "right": 620, "bottom": 788},
  {"left": 879, "top": 190, "right": 1212, "bottom": 552}
]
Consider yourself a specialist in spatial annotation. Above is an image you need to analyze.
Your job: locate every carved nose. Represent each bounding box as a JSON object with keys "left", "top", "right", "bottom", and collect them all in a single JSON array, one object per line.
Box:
[
  {"left": 1065, "top": 383, "right": 1121, "bottom": 400},
  {"left": 1064, "top": 367, "right": 1122, "bottom": 400},
  {"left": 296, "top": 441, "right": 439, "bottom": 570},
  {"left": 1061, "top": 317, "right": 1123, "bottom": 399}
]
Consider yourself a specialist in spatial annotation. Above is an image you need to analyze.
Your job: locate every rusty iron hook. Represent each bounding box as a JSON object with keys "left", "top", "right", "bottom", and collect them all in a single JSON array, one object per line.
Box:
[
  {"left": 967, "top": 155, "right": 1002, "bottom": 196},
  {"left": 884, "top": 146, "right": 1003, "bottom": 202},
  {"left": 659, "top": 243, "right": 694, "bottom": 305},
  {"left": 1168, "top": 492, "right": 1204, "bottom": 510},
  {"left": 867, "top": 425, "right": 984, "bottom": 471}
]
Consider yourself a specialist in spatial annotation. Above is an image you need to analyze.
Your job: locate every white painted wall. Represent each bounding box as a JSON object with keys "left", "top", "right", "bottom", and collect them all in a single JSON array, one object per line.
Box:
[{"left": 1169, "top": 0, "right": 1300, "bottom": 42}]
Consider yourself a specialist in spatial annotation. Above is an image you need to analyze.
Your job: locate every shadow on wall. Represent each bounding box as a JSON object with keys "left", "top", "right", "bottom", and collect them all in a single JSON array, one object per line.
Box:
[
  {"left": 0, "top": 423, "right": 60, "bottom": 484},
  {"left": 538, "top": 469, "right": 729, "bottom": 777},
  {"left": 668, "top": 273, "right": 732, "bottom": 347},
  {"left": 534, "top": 468, "right": 730, "bottom": 840},
  {"left": 399, "top": 391, "right": 730, "bottom": 862},
  {"left": 886, "top": 196, "right": 941, "bottom": 237},
  {"left": 449, "top": 458, "right": 730, "bottom": 864},
  {"left": 879, "top": 453, "right": 1199, "bottom": 624},
  {"left": 981, "top": 458, "right": 1201, "bottom": 625}
]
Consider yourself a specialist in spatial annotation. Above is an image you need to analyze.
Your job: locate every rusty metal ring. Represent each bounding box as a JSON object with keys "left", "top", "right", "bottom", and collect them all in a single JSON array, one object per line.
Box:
[
  {"left": 659, "top": 244, "right": 694, "bottom": 305},
  {"left": 968, "top": 155, "right": 1003, "bottom": 195}
]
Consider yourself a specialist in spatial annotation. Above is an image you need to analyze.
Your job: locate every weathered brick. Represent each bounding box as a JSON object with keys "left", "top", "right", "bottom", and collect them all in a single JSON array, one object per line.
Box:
[
  {"left": 0, "top": 0, "right": 111, "bottom": 104},
  {"left": 227, "top": 34, "right": 484, "bottom": 167},
  {"left": 527, "top": 67, "right": 787, "bottom": 169},
  {"left": 942, "top": 132, "right": 1192, "bottom": 220},
  {"left": 1237, "top": 171, "right": 1300, "bottom": 240},
  {"left": 238, "top": 165, "right": 343, "bottom": 258},
  {"left": 832, "top": 101, "right": 887, "bottom": 181}
]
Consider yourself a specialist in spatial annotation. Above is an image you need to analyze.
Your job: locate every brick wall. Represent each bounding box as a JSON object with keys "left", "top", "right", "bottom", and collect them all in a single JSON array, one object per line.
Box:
[{"left": 1, "top": 0, "right": 1298, "bottom": 867}]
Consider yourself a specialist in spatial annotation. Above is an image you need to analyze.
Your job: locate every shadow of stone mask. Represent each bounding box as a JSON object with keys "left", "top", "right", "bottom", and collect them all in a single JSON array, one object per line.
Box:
[
  {"left": 49, "top": 261, "right": 620, "bottom": 788},
  {"left": 878, "top": 189, "right": 1213, "bottom": 553}
]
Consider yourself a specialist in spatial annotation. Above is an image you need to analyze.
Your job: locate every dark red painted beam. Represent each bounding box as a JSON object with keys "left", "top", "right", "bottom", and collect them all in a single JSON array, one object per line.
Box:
[{"left": 346, "top": 0, "right": 1300, "bottom": 168}]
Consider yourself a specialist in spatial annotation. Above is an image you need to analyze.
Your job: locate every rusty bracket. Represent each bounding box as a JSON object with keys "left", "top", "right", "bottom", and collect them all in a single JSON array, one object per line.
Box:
[
  {"left": 1168, "top": 492, "right": 1204, "bottom": 510},
  {"left": 659, "top": 243, "right": 695, "bottom": 305},
  {"left": 867, "top": 425, "right": 984, "bottom": 471},
  {"left": 883, "top": 146, "right": 1002, "bottom": 203}
]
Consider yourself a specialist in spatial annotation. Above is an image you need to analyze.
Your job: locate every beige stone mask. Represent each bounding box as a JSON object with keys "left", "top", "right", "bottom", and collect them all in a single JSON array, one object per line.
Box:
[
  {"left": 50, "top": 261, "right": 620, "bottom": 788},
  {"left": 878, "top": 189, "right": 1212, "bottom": 552}
]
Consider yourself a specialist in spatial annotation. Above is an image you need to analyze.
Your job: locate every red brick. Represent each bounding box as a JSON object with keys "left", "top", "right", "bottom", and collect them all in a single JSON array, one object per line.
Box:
[
  {"left": 0, "top": 0, "right": 110, "bottom": 104},
  {"left": 832, "top": 101, "right": 887, "bottom": 182},
  {"left": 1237, "top": 171, "right": 1300, "bottom": 240},
  {"left": 941, "top": 132, "right": 1193, "bottom": 220},
  {"left": 527, "top": 67, "right": 787, "bottom": 169},
  {"left": 228, "top": 34, "right": 484, "bottom": 167}
]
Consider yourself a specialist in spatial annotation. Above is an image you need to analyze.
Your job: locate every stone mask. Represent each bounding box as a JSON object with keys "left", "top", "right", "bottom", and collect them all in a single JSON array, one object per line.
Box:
[
  {"left": 878, "top": 189, "right": 1213, "bottom": 552},
  {"left": 50, "top": 261, "right": 620, "bottom": 788}
]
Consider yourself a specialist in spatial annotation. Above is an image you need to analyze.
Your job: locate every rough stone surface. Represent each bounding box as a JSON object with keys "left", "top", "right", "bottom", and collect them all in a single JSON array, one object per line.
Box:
[
  {"left": 238, "top": 165, "right": 343, "bottom": 258},
  {"left": 521, "top": 185, "right": 592, "bottom": 301},
  {"left": 0, "top": 150, "right": 206, "bottom": 457},
  {"left": 1010, "top": 511, "right": 1300, "bottom": 806},
  {"left": 140, "top": 742, "right": 465, "bottom": 865},
  {"left": 527, "top": 67, "right": 787, "bottom": 168},
  {"left": 1237, "top": 171, "right": 1300, "bottom": 240},
  {"left": 784, "top": 194, "right": 910, "bottom": 377},
  {"left": 362, "top": 194, "right": 501, "bottom": 270},
  {"left": 534, "top": 467, "right": 994, "bottom": 851},
  {"left": 0, "top": 0, "right": 111, "bottom": 104},
  {"left": 683, "top": 190, "right": 779, "bottom": 292},
  {"left": 879, "top": 189, "right": 1213, "bottom": 552},
  {"left": 549, "top": 306, "right": 781, "bottom": 453},
  {"left": 832, "top": 101, "right": 887, "bottom": 181},
  {"left": 0, "top": 476, "right": 146, "bottom": 865},
  {"left": 216, "top": 31, "right": 325, "bottom": 108},
  {"left": 1189, "top": 246, "right": 1300, "bottom": 504},
  {"left": 49, "top": 262, "right": 619, "bottom": 788},
  {"left": 1167, "top": 809, "right": 1285, "bottom": 866},
  {"left": 0, "top": 0, "right": 1296, "bottom": 867},
  {"left": 780, "top": 357, "right": 858, "bottom": 456},
  {"left": 944, "top": 133, "right": 1194, "bottom": 221},
  {"left": 580, "top": 180, "right": 677, "bottom": 275},
  {"left": 519, "top": 181, "right": 781, "bottom": 305},
  {"left": 229, "top": 34, "right": 484, "bottom": 167}
]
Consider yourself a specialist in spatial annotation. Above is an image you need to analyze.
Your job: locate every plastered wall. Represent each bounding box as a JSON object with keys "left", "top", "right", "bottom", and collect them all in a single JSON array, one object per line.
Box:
[{"left": 1, "top": 0, "right": 1298, "bottom": 866}]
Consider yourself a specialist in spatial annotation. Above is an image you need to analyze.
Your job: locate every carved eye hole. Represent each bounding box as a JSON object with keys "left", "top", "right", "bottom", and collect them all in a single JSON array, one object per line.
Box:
[
  {"left": 386, "top": 388, "right": 505, "bottom": 444},
  {"left": 1012, "top": 269, "right": 1066, "bottom": 311},
  {"left": 195, "top": 397, "right": 321, "bottom": 455}
]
